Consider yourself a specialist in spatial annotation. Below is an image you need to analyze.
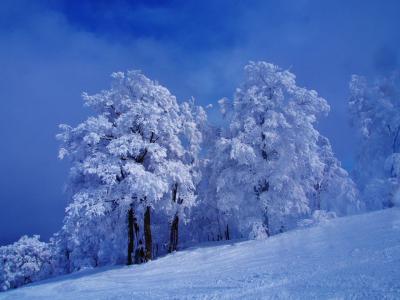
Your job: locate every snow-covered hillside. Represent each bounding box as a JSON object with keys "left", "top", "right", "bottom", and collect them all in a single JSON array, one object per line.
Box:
[{"left": 1, "top": 208, "right": 400, "bottom": 300}]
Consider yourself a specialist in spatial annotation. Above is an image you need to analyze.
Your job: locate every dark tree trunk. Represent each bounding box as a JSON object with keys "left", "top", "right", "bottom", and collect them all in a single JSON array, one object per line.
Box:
[
  {"left": 264, "top": 207, "right": 270, "bottom": 237},
  {"left": 225, "top": 224, "right": 230, "bottom": 240},
  {"left": 127, "top": 207, "right": 134, "bottom": 265},
  {"left": 144, "top": 206, "right": 152, "bottom": 261},
  {"left": 127, "top": 206, "right": 141, "bottom": 265},
  {"left": 172, "top": 182, "right": 178, "bottom": 202},
  {"left": 168, "top": 182, "right": 180, "bottom": 253},
  {"left": 168, "top": 214, "right": 179, "bottom": 253},
  {"left": 314, "top": 182, "right": 321, "bottom": 210}
]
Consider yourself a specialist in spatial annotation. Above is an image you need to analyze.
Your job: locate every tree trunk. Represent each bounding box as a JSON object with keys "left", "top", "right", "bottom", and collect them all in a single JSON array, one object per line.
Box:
[
  {"left": 314, "top": 182, "right": 321, "bottom": 210},
  {"left": 168, "top": 214, "right": 179, "bottom": 253},
  {"left": 225, "top": 224, "right": 230, "bottom": 240},
  {"left": 144, "top": 206, "right": 152, "bottom": 261},
  {"left": 168, "top": 182, "right": 180, "bottom": 253},
  {"left": 264, "top": 207, "right": 270, "bottom": 237},
  {"left": 127, "top": 206, "right": 134, "bottom": 265},
  {"left": 128, "top": 206, "right": 142, "bottom": 265}
]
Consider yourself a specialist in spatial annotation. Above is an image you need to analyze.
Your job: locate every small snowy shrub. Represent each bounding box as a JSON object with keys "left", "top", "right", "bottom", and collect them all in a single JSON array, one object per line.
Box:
[
  {"left": 0, "top": 235, "right": 53, "bottom": 291},
  {"left": 297, "top": 210, "right": 337, "bottom": 228},
  {"left": 248, "top": 222, "right": 269, "bottom": 240}
]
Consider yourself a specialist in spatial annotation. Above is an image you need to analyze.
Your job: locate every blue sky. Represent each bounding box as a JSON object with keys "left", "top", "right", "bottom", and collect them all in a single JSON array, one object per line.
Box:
[{"left": 1, "top": 0, "right": 399, "bottom": 245}]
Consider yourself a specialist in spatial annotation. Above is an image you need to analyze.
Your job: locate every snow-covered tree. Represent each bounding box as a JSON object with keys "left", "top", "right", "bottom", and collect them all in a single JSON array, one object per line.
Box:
[
  {"left": 315, "top": 135, "right": 361, "bottom": 215},
  {"left": 202, "top": 61, "right": 360, "bottom": 240},
  {"left": 349, "top": 73, "right": 400, "bottom": 209},
  {"left": 57, "top": 71, "right": 205, "bottom": 268},
  {"left": 0, "top": 236, "right": 53, "bottom": 291},
  {"left": 188, "top": 121, "right": 227, "bottom": 243}
]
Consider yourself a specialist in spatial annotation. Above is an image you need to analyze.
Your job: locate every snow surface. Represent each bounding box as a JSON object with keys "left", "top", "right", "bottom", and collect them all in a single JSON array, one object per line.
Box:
[{"left": 1, "top": 208, "right": 400, "bottom": 299}]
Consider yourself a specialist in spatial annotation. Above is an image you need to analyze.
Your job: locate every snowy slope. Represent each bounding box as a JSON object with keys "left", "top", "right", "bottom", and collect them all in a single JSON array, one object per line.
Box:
[{"left": 1, "top": 208, "right": 400, "bottom": 300}]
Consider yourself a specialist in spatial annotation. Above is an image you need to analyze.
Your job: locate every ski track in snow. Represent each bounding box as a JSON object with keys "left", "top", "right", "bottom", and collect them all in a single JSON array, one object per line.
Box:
[{"left": 1, "top": 208, "right": 400, "bottom": 299}]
